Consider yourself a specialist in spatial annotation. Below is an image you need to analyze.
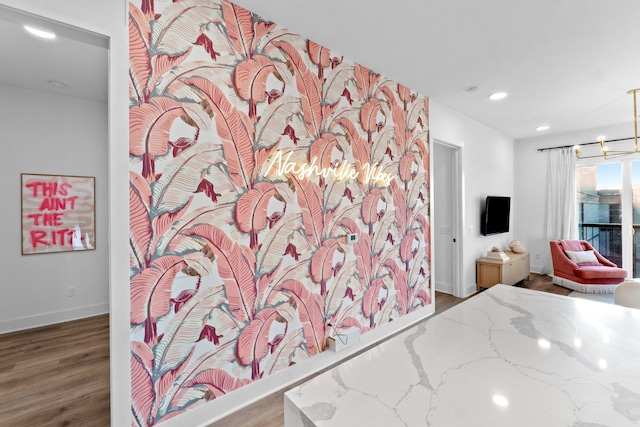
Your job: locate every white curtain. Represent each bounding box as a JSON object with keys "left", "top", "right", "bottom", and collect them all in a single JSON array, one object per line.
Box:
[{"left": 543, "top": 147, "right": 577, "bottom": 274}]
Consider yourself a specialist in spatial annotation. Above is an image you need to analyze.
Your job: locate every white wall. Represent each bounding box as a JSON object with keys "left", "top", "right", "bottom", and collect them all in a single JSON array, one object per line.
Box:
[
  {"left": 431, "top": 101, "right": 515, "bottom": 297},
  {"left": 0, "top": 84, "right": 108, "bottom": 332},
  {"left": 513, "top": 122, "right": 631, "bottom": 274}
]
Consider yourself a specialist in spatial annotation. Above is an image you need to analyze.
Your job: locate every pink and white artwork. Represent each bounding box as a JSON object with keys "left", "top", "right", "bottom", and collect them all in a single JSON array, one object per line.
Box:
[
  {"left": 21, "top": 173, "right": 95, "bottom": 254},
  {"left": 128, "top": 1, "right": 431, "bottom": 424}
]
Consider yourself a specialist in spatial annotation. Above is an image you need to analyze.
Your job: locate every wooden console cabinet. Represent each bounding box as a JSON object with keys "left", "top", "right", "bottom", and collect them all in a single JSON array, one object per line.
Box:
[{"left": 476, "top": 251, "right": 530, "bottom": 292}]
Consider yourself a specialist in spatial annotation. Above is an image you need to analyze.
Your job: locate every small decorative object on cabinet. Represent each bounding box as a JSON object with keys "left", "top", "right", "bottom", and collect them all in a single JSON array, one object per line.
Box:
[
  {"left": 477, "top": 251, "right": 530, "bottom": 292},
  {"left": 509, "top": 240, "right": 526, "bottom": 253}
]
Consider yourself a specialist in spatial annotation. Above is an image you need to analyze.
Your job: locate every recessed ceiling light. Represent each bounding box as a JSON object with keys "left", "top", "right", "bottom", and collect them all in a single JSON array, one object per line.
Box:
[
  {"left": 24, "top": 25, "right": 56, "bottom": 39},
  {"left": 536, "top": 125, "right": 550, "bottom": 131},
  {"left": 489, "top": 92, "right": 507, "bottom": 101},
  {"left": 492, "top": 395, "right": 509, "bottom": 407}
]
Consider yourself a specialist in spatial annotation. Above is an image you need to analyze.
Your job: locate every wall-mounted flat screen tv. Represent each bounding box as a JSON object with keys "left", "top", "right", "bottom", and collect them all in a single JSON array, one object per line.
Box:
[{"left": 481, "top": 196, "right": 510, "bottom": 235}]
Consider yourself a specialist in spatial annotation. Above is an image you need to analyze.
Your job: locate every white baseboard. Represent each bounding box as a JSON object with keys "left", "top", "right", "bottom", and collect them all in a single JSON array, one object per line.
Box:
[
  {"left": 530, "top": 264, "right": 544, "bottom": 274},
  {"left": 0, "top": 303, "right": 109, "bottom": 334},
  {"left": 434, "top": 280, "right": 453, "bottom": 294},
  {"left": 463, "top": 285, "right": 478, "bottom": 298}
]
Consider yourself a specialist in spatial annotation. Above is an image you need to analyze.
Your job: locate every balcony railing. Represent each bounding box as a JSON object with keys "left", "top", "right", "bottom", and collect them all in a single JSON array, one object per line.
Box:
[
  {"left": 579, "top": 223, "right": 640, "bottom": 275},
  {"left": 579, "top": 223, "right": 622, "bottom": 267}
]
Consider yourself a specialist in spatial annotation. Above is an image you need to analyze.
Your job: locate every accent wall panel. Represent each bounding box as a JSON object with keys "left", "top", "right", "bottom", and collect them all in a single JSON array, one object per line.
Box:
[{"left": 128, "top": 1, "right": 431, "bottom": 424}]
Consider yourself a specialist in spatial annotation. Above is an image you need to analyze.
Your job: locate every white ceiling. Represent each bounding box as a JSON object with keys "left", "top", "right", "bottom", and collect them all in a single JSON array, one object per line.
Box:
[
  {"left": 233, "top": 0, "right": 640, "bottom": 140},
  {"left": 0, "top": 5, "right": 108, "bottom": 104},
  {"left": 2, "top": 1, "right": 639, "bottom": 139}
]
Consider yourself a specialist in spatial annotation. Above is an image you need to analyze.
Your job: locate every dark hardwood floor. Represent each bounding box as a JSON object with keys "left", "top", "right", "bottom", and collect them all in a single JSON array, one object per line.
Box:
[
  {"left": 518, "top": 272, "right": 573, "bottom": 296},
  {"left": 0, "top": 274, "right": 565, "bottom": 427}
]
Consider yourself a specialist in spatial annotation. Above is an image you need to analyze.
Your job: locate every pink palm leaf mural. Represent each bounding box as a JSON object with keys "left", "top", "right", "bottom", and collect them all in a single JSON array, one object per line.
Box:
[
  {"left": 278, "top": 280, "right": 326, "bottom": 355},
  {"left": 310, "top": 238, "right": 343, "bottom": 296},
  {"left": 150, "top": 144, "right": 225, "bottom": 215},
  {"left": 153, "top": 287, "right": 227, "bottom": 378},
  {"left": 131, "top": 342, "right": 155, "bottom": 426},
  {"left": 130, "top": 97, "right": 191, "bottom": 181},
  {"left": 361, "top": 189, "right": 385, "bottom": 235},
  {"left": 254, "top": 213, "right": 305, "bottom": 279},
  {"left": 274, "top": 41, "right": 324, "bottom": 139},
  {"left": 183, "top": 77, "right": 256, "bottom": 190},
  {"left": 222, "top": 0, "right": 254, "bottom": 59},
  {"left": 185, "top": 224, "right": 256, "bottom": 322},
  {"left": 234, "top": 55, "right": 281, "bottom": 119},
  {"left": 308, "top": 40, "right": 331, "bottom": 80},
  {"left": 362, "top": 278, "right": 386, "bottom": 328},
  {"left": 235, "top": 182, "right": 283, "bottom": 249},
  {"left": 130, "top": 171, "right": 153, "bottom": 271},
  {"left": 128, "top": 1, "right": 431, "bottom": 424},
  {"left": 237, "top": 306, "right": 288, "bottom": 379},
  {"left": 129, "top": 5, "right": 152, "bottom": 103},
  {"left": 131, "top": 255, "right": 187, "bottom": 344},
  {"left": 295, "top": 182, "right": 324, "bottom": 248},
  {"left": 185, "top": 369, "right": 252, "bottom": 399},
  {"left": 360, "top": 98, "right": 383, "bottom": 144}
]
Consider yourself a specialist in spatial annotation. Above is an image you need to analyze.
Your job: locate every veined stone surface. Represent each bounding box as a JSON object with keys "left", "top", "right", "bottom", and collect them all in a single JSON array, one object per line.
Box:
[{"left": 285, "top": 285, "right": 640, "bottom": 427}]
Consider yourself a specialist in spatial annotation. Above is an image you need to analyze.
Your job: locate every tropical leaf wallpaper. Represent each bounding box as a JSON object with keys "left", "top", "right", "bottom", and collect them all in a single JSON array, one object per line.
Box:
[{"left": 128, "top": 0, "right": 431, "bottom": 424}]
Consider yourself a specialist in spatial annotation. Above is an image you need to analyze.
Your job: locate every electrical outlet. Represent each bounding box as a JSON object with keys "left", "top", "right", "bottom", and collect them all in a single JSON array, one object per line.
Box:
[
  {"left": 67, "top": 287, "right": 76, "bottom": 297},
  {"left": 535, "top": 252, "right": 540, "bottom": 259},
  {"left": 469, "top": 226, "right": 475, "bottom": 234}
]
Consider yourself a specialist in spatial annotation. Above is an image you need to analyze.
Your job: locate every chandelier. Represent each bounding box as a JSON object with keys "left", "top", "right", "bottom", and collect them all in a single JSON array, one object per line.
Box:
[{"left": 573, "top": 88, "right": 639, "bottom": 159}]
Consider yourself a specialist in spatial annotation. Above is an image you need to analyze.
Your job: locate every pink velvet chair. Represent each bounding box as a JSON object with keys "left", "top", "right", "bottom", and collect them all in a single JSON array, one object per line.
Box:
[{"left": 550, "top": 240, "right": 627, "bottom": 293}]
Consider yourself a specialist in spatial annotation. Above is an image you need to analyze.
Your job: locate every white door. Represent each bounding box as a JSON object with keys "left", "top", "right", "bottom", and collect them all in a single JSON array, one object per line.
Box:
[{"left": 433, "top": 142, "right": 459, "bottom": 294}]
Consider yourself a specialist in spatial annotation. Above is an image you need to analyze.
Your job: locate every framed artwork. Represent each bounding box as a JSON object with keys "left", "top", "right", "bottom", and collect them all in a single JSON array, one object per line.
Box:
[{"left": 21, "top": 173, "right": 96, "bottom": 255}]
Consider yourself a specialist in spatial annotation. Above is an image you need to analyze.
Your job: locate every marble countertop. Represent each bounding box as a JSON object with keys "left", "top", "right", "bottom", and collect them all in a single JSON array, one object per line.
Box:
[{"left": 284, "top": 285, "right": 640, "bottom": 426}]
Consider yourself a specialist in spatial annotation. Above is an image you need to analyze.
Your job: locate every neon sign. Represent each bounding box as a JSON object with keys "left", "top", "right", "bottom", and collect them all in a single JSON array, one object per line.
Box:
[{"left": 265, "top": 150, "right": 394, "bottom": 186}]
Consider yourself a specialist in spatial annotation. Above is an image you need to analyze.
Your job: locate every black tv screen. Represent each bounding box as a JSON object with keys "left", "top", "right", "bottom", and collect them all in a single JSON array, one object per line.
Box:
[{"left": 481, "top": 196, "right": 510, "bottom": 235}]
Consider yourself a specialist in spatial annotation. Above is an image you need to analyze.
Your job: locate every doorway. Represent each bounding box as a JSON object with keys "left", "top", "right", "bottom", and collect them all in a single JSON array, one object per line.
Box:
[
  {"left": 576, "top": 157, "right": 640, "bottom": 276},
  {"left": 0, "top": 4, "right": 110, "bottom": 424},
  {"left": 433, "top": 139, "right": 464, "bottom": 296},
  {"left": 0, "top": 3, "right": 109, "bottom": 330}
]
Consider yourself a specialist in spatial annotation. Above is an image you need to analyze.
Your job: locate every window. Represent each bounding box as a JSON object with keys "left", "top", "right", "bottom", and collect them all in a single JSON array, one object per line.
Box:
[
  {"left": 576, "top": 164, "right": 622, "bottom": 267},
  {"left": 576, "top": 159, "right": 640, "bottom": 277}
]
